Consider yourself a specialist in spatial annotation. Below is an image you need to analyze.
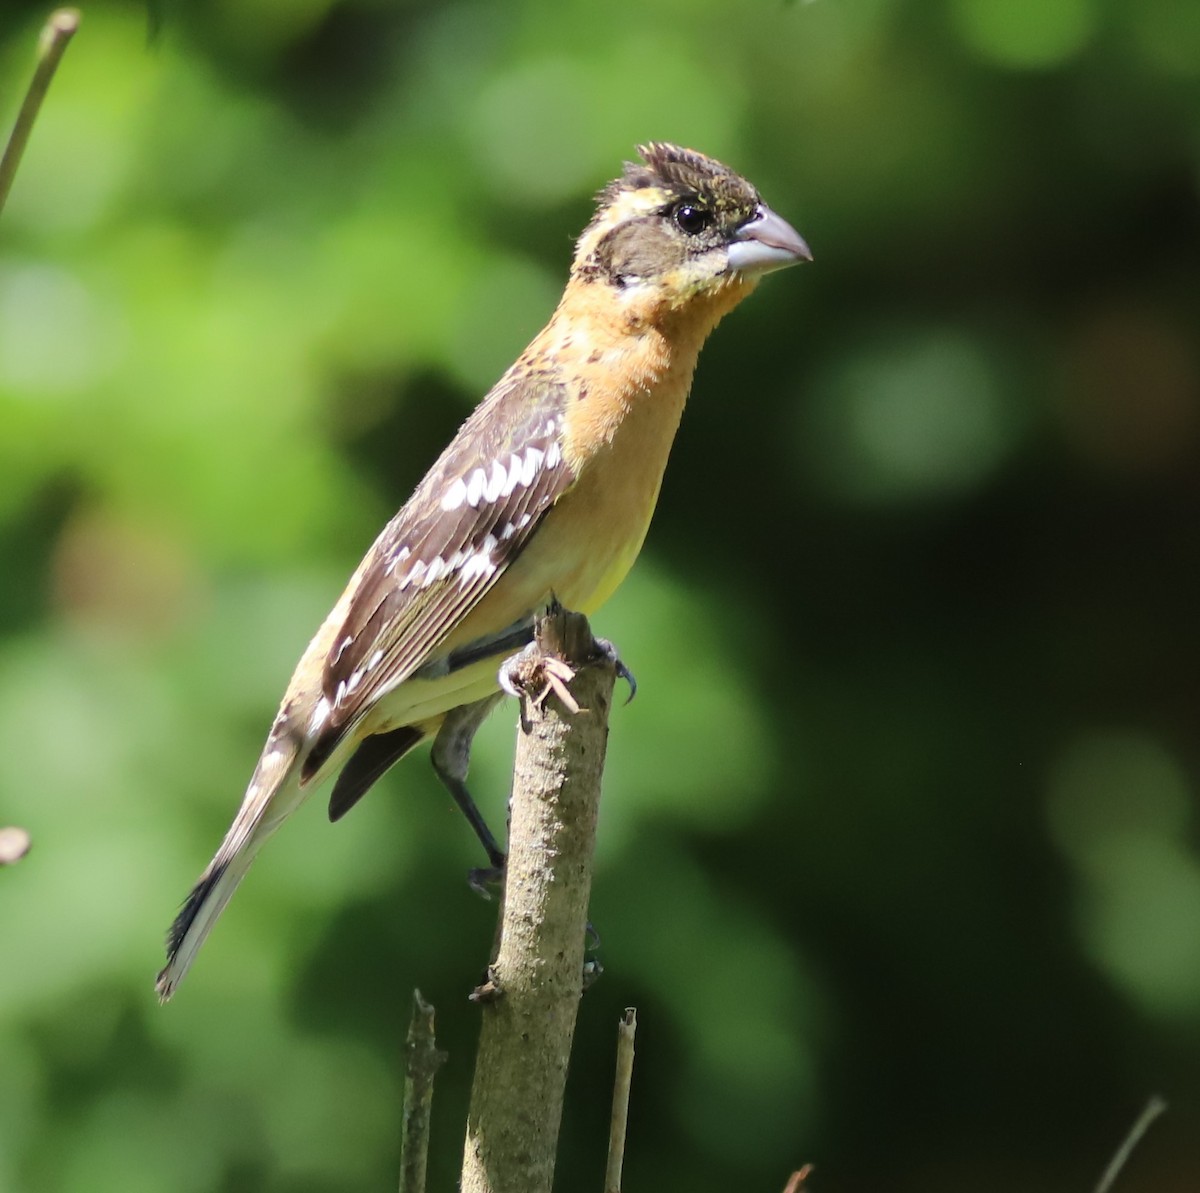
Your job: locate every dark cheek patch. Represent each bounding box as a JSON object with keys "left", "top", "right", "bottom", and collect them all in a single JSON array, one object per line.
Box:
[{"left": 597, "top": 219, "right": 686, "bottom": 282}]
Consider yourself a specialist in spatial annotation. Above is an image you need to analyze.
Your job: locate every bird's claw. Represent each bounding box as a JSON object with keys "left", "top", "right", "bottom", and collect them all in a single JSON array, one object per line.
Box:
[
  {"left": 497, "top": 647, "right": 529, "bottom": 700},
  {"left": 468, "top": 862, "right": 506, "bottom": 901},
  {"left": 582, "top": 956, "right": 603, "bottom": 991},
  {"left": 498, "top": 635, "right": 636, "bottom": 717},
  {"left": 592, "top": 637, "right": 636, "bottom": 704}
]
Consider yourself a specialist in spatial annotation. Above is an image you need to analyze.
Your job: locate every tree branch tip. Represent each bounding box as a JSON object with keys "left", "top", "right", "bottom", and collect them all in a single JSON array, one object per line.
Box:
[
  {"left": 602, "top": 1002, "right": 638, "bottom": 1193},
  {"left": 399, "top": 988, "right": 446, "bottom": 1193},
  {"left": 1094, "top": 1095, "right": 1167, "bottom": 1193},
  {"left": 403, "top": 989, "right": 447, "bottom": 1075},
  {"left": 782, "top": 1165, "right": 814, "bottom": 1192},
  {"left": 0, "top": 826, "right": 31, "bottom": 865},
  {"left": 47, "top": 9, "right": 81, "bottom": 38},
  {"left": 1, "top": 6, "right": 81, "bottom": 219}
]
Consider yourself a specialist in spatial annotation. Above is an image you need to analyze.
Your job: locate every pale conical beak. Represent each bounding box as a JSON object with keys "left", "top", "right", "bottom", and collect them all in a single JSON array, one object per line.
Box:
[{"left": 727, "top": 203, "right": 812, "bottom": 276}]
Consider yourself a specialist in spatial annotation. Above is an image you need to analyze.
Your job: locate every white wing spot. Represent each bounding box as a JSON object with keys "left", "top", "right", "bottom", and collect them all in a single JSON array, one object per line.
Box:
[
  {"left": 422, "top": 556, "right": 446, "bottom": 587},
  {"left": 400, "top": 559, "right": 426, "bottom": 590},
  {"left": 521, "top": 446, "right": 545, "bottom": 487},
  {"left": 368, "top": 649, "right": 384, "bottom": 671},
  {"left": 308, "top": 695, "right": 332, "bottom": 736},
  {"left": 466, "top": 467, "right": 487, "bottom": 508},
  {"left": 386, "top": 545, "right": 411, "bottom": 575},
  {"left": 545, "top": 441, "right": 561, "bottom": 469},
  {"left": 484, "top": 459, "right": 507, "bottom": 503},
  {"left": 500, "top": 456, "right": 520, "bottom": 498},
  {"left": 441, "top": 477, "right": 467, "bottom": 512},
  {"left": 345, "top": 668, "right": 363, "bottom": 695},
  {"left": 458, "top": 534, "right": 499, "bottom": 585},
  {"left": 507, "top": 453, "right": 523, "bottom": 494}
]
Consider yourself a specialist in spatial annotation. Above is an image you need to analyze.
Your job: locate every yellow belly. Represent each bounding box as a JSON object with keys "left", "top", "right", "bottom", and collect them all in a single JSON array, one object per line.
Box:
[{"left": 370, "top": 328, "right": 693, "bottom": 735}]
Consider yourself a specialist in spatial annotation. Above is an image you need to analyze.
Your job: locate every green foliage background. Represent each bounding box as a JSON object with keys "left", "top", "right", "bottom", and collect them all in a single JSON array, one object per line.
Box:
[{"left": 2, "top": 0, "right": 1199, "bottom": 1189}]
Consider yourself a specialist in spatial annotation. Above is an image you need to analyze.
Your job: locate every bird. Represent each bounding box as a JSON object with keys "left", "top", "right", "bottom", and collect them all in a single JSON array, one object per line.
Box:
[{"left": 156, "top": 141, "right": 810, "bottom": 1000}]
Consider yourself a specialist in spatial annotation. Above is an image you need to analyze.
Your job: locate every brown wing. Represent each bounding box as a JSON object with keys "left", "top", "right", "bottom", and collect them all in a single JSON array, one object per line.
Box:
[{"left": 302, "top": 373, "right": 575, "bottom": 776}]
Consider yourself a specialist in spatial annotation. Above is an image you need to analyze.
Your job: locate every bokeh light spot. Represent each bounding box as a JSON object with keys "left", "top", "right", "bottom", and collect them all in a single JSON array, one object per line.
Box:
[
  {"left": 1048, "top": 732, "right": 1200, "bottom": 1021},
  {"left": 1048, "top": 732, "right": 1191, "bottom": 854},
  {"left": 803, "top": 328, "right": 1018, "bottom": 505},
  {"left": 949, "top": 0, "right": 1095, "bottom": 68},
  {"left": 468, "top": 58, "right": 608, "bottom": 205},
  {"left": 1126, "top": 0, "right": 1200, "bottom": 77},
  {"left": 0, "top": 264, "right": 126, "bottom": 397}
]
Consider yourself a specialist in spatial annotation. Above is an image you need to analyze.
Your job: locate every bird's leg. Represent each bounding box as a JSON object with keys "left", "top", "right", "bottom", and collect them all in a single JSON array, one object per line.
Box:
[
  {"left": 416, "top": 617, "right": 534, "bottom": 680},
  {"left": 430, "top": 694, "right": 507, "bottom": 876}
]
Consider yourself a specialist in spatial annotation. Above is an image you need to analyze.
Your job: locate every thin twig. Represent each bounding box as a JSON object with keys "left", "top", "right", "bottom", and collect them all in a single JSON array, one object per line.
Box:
[
  {"left": 782, "top": 1167, "right": 813, "bottom": 1192},
  {"left": 1094, "top": 1096, "right": 1166, "bottom": 1193},
  {"left": 603, "top": 1008, "right": 637, "bottom": 1193},
  {"left": 398, "top": 989, "right": 448, "bottom": 1193},
  {"left": 0, "top": 8, "right": 80, "bottom": 218}
]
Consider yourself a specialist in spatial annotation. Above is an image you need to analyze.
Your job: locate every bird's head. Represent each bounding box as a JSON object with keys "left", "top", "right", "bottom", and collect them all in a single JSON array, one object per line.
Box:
[{"left": 573, "top": 142, "right": 811, "bottom": 320}]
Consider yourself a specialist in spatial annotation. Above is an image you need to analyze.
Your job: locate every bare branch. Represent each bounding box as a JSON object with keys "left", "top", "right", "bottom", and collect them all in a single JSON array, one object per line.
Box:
[
  {"left": 398, "top": 989, "right": 448, "bottom": 1193},
  {"left": 603, "top": 1008, "right": 637, "bottom": 1193},
  {"left": 1094, "top": 1096, "right": 1166, "bottom": 1193},
  {"left": 0, "top": 9, "right": 80, "bottom": 218},
  {"left": 460, "top": 603, "right": 617, "bottom": 1193}
]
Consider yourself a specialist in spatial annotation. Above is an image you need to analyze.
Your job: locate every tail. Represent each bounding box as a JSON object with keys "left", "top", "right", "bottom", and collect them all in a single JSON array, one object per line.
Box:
[{"left": 156, "top": 740, "right": 303, "bottom": 1001}]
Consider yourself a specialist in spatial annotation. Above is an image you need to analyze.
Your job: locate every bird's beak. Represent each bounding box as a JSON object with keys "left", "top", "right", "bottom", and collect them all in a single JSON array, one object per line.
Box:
[{"left": 727, "top": 204, "right": 812, "bottom": 275}]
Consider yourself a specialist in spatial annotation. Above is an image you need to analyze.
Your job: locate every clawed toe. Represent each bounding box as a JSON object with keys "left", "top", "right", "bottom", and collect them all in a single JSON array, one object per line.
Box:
[
  {"left": 468, "top": 862, "right": 506, "bottom": 901},
  {"left": 499, "top": 633, "right": 636, "bottom": 716},
  {"left": 592, "top": 637, "right": 636, "bottom": 704},
  {"left": 497, "top": 644, "right": 533, "bottom": 700},
  {"left": 582, "top": 956, "right": 603, "bottom": 990}
]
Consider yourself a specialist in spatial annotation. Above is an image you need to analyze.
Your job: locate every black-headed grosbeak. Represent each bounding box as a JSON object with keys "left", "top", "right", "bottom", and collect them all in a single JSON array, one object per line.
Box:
[{"left": 156, "top": 142, "right": 809, "bottom": 999}]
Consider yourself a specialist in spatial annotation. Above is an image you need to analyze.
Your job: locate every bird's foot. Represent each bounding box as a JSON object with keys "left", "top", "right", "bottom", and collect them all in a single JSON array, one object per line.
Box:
[
  {"left": 498, "top": 635, "right": 636, "bottom": 724},
  {"left": 468, "top": 860, "right": 506, "bottom": 901},
  {"left": 592, "top": 637, "right": 637, "bottom": 704},
  {"left": 582, "top": 956, "right": 604, "bottom": 991},
  {"left": 581, "top": 918, "right": 603, "bottom": 990},
  {"left": 469, "top": 958, "right": 599, "bottom": 1000}
]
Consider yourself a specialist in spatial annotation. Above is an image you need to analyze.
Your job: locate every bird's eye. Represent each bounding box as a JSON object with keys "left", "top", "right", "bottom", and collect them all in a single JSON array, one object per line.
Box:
[{"left": 672, "top": 203, "right": 712, "bottom": 235}]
